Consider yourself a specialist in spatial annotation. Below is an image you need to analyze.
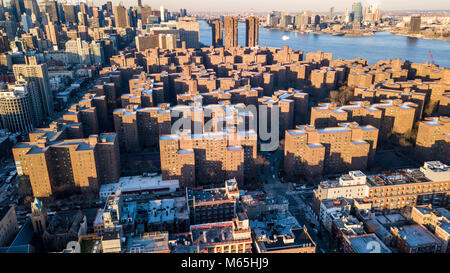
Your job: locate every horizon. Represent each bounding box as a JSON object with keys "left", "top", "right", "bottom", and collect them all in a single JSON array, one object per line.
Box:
[{"left": 92, "top": 0, "right": 450, "bottom": 13}]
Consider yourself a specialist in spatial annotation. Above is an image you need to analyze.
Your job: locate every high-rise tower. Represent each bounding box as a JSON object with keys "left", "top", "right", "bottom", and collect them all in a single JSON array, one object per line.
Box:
[
  {"left": 224, "top": 16, "right": 238, "bottom": 49},
  {"left": 245, "top": 16, "right": 259, "bottom": 47}
]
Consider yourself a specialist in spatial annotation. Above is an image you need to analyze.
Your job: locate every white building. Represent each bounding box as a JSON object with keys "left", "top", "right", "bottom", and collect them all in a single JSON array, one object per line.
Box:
[
  {"left": 99, "top": 173, "right": 179, "bottom": 200},
  {"left": 316, "top": 170, "right": 370, "bottom": 200}
]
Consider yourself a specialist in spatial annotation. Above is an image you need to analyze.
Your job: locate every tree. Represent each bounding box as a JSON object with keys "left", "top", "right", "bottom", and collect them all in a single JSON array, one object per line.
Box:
[
  {"left": 327, "top": 86, "right": 354, "bottom": 106},
  {"left": 424, "top": 101, "right": 438, "bottom": 117}
]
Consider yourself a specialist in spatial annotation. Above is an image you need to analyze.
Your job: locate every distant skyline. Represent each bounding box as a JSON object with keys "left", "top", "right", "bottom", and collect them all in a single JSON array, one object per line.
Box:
[{"left": 94, "top": 0, "right": 450, "bottom": 12}]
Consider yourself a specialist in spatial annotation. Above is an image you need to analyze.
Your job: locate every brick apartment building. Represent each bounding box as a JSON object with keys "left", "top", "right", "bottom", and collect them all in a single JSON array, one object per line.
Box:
[
  {"left": 13, "top": 132, "right": 120, "bottom": 198},
  {"left": 258, "top": 88, "right": 309, "bottom": 134},
  {"left": 310, "top": 99, "right": 418, "bottom": 140},
  {"left": 159, "top": 103, "right": 257, "bottom": 186},
  {"left": 415, "top": 116, "right": 450, "bottom": 164},
  {"left": 160, "top": 127, "right": 257, "bottom": 187},
  {"left": 284, "top": 122, "right": 379, "bottom": 178}
]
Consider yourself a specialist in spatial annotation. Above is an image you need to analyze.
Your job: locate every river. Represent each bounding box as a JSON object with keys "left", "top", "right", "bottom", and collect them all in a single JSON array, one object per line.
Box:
[{"left": 198, "top": 20, "right": 450, "bottom": 68}]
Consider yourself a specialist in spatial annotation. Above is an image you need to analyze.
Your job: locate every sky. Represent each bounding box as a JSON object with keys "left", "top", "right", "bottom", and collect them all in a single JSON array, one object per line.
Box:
[{"left": 95, "top": 0, "right": 450, "bottom": 12}]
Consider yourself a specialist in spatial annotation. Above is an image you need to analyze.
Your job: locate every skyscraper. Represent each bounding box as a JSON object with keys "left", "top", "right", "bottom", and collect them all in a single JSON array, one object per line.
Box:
[
  {"left": 352, "top": 2, "right": 363, "bottom": 23},
  {"left": 106, "top": 1, "right": 113, "bottom": 13},
  {"left": 363, "top": 4, "right": 381, "bottom": 23},
  {"left": 45, "top": 0, "right": 59, "bottom": 23},
  {"left": 245, "top": 16, "right": 259, "bottom": 47},
  {"left": 0, "top": 79, "right": 35, "bottom": 133},
  {"left": 160, "top": 6, "right": 165, "bottom": 22},
  {"left": 224, "top": 16, "right": 238, "bottom": 49},
  {"left": 21, "top": 13, "right": 32, "bottom": 32},
  {"left": 177, "top": 17, "right": 200, "bottom": 48},
  {"left": 63, "top": 3, "right": 77, "bottom": 24},
  {"left": 12, "top": 56, "right": 53, "bottom": 121},
  {"left": 14, "top": 0, "right": 25, "bottom": 21},
  {"left": 140, "top": 5, "right": 152, "bottom": 25},
  {"left": 24, "top": 0, "right": 40, "bottom": 19},
  {"left": 211, "top": 20, "right": 223, "bottom": 47},
  {"left": 45, "top": 22, "right": 59, "bottom": 46},
  {"left": 296, "top": 12, "right": 308, "bottom": 30},
  {"left": 409, "top": 16, "right": 421, "bottom": 33},
  {"left": 113, "top": 4, "right": 129, "bottom": 28}
]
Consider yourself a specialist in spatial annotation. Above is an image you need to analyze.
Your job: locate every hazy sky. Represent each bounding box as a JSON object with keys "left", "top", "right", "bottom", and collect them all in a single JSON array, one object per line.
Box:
[{"left": 97, "top": 0, "right": 450, "bottom": 12}]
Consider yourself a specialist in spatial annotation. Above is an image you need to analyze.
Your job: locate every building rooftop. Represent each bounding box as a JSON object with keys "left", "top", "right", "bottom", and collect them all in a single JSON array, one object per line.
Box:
[
  {"left": 191, "top": 222, "right": 236, "bottom": 246},
  {"left": 99, "top": 173, "right": 179, "bottom": 197},
  {"left": 126, "top": 232, "right": 170, "bottom": 253},
  {"left": 395, "top": 225, "right": 442, "bottom": 248},
  {"left": 255, "top": 228, "right": 315, "bottom": 252},
  {"left": 147, "top": 197, "right": 188, "bottom": 224},
  {"left": 346, "top": 234, "right": 391, "bottom": 253},
  {"left": 187, "top": 179, "right": 239, "bottom": 205}
]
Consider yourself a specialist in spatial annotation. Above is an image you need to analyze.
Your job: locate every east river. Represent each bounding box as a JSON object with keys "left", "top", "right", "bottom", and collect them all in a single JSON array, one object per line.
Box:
[{"left": 198, "top": 20, "right": 450, "bottom": 68}]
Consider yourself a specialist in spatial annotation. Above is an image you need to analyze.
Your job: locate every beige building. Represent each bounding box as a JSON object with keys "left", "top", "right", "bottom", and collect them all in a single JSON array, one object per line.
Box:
[
  {"left": 177, "top": 17, "right": 200, "bottom": 49},
  {"left": 136, "top": 34, "right": 176, "bottom": 51},
  {"left": 310, "top": 99, "right": 418, "bottom": 140},
  {"left": 211, "top": 20, "right": 223, "bottom": 47},
  {"left": 415, "top": 116, "right": 450, "bottom": 164},
  {"left": 13, "top": 132, "right": 120, "bottom": 198},
  {"left": 159, "top": 103, "right": 257, "bottom": 187},
  {"left": 284, "top": 122, "right": 379, "bottom": 178},
  {"left": 224, "top": 17, "right": 238, "bottom": 49},
  {"left": 113, "top": 4, "right": 129, "bottom": 28},
  {"left": 245, "top": 17, "right": 259, "bottom": 47},
  {"left": 13, "top": 57, "right": 53, "bottom": 121}
]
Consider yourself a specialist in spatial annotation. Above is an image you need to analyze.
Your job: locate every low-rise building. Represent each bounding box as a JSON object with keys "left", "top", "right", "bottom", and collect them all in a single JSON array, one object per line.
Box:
[
  {"left": 342, "top": 233, "right": 391, "bottom": 253},
  {"left": 391, "top": 224, "right": 443, "bottom": 253},
  {"left": 126, "top": 232, "right": 170, "bottom": 253},
  {"left": 99, "top": 173, "right": 179, "bottom": 200}
]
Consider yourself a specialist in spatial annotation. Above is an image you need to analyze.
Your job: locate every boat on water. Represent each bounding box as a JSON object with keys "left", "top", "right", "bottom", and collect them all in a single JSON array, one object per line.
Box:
[{"left": 282, "top": 35, "right": 290, "bottom": 40}]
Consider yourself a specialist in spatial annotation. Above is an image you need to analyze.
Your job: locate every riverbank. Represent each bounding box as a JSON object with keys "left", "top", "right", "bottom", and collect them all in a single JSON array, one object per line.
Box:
[
  {"left": 264, "top": 26, "right": 376, "bottom": 37},
  {"left": 312, "top": 31, "right": 375, "bottom": 37},
  {"left": 198, "top": 20, "right": 450, "bottom": 67},
  {"left": 390, "top": 31, "right": 450, "bottom": 42}
]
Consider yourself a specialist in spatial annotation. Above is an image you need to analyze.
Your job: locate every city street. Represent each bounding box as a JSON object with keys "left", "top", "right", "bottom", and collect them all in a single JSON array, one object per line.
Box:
[{"left": 260, "top": 149, "right": 330, "bottom": 252}]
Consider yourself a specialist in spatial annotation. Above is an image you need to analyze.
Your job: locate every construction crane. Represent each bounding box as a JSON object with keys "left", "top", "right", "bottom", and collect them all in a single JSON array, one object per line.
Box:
[{"left": 429, "top": 50, "right": 435, "bottom": 65}]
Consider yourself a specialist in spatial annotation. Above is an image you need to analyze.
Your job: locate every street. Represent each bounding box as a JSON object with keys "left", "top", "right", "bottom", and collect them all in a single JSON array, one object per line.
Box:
[{"left": 260, "top": 149, "right": 331, "bottom": 252}]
